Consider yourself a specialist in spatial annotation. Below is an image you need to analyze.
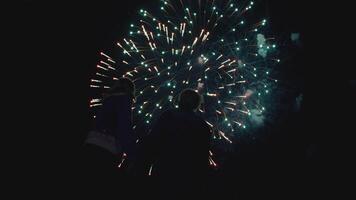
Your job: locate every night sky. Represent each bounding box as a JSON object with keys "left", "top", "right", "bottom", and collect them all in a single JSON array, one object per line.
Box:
[
  {"left": 17, "top": 0, "right": 309, "bottom": 142},
  {"left": 12, "top": 0, "right": 356, "bottom": 196}
]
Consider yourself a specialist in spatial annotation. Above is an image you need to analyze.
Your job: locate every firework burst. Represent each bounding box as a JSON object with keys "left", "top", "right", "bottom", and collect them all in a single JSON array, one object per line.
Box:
[{"left": 90, "top": 0, "right": 280, "bottom": 165}]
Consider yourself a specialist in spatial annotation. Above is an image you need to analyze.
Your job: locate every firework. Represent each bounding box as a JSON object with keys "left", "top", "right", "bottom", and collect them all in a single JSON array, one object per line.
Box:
[{"left": 90, "top": 0, "right": 280, "bottom": 157}]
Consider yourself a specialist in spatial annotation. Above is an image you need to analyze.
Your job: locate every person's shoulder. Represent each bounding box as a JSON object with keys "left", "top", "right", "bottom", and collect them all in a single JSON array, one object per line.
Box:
[
  {"left": 160, "top": 109, "right": 190, "bottom": 121},
  {"left": 193, "top": 114, "right": 211, "bottom": 130},
  {"left": 104, "top": 93, "right": 131, "bottom": 103}
]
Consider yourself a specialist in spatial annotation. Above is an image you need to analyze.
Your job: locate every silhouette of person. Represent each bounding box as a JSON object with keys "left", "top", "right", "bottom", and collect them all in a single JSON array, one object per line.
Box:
[
  {"left": 136, "top": 89, "right": 212, "bottom": 198},
  {"left": 82, "top": 77, "right": 136, "bottom": 181}
]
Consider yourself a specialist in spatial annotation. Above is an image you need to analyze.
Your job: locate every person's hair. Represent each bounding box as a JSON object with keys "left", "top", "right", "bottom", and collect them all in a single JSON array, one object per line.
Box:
[
  {"left": 178, "top": 89, "right": 202, "bottom": 111},
  {"left": 107, "top": 77, "right": 135, "bottom": 98}
]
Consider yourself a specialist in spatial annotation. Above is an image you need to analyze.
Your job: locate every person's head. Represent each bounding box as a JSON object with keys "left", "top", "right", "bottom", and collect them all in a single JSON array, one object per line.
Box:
[
  {"left": 106, "top": 77, "right": 135, "bottom": 99},
  {"left": 178, "top": 89, "right": 202, "bottom": 112}
]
